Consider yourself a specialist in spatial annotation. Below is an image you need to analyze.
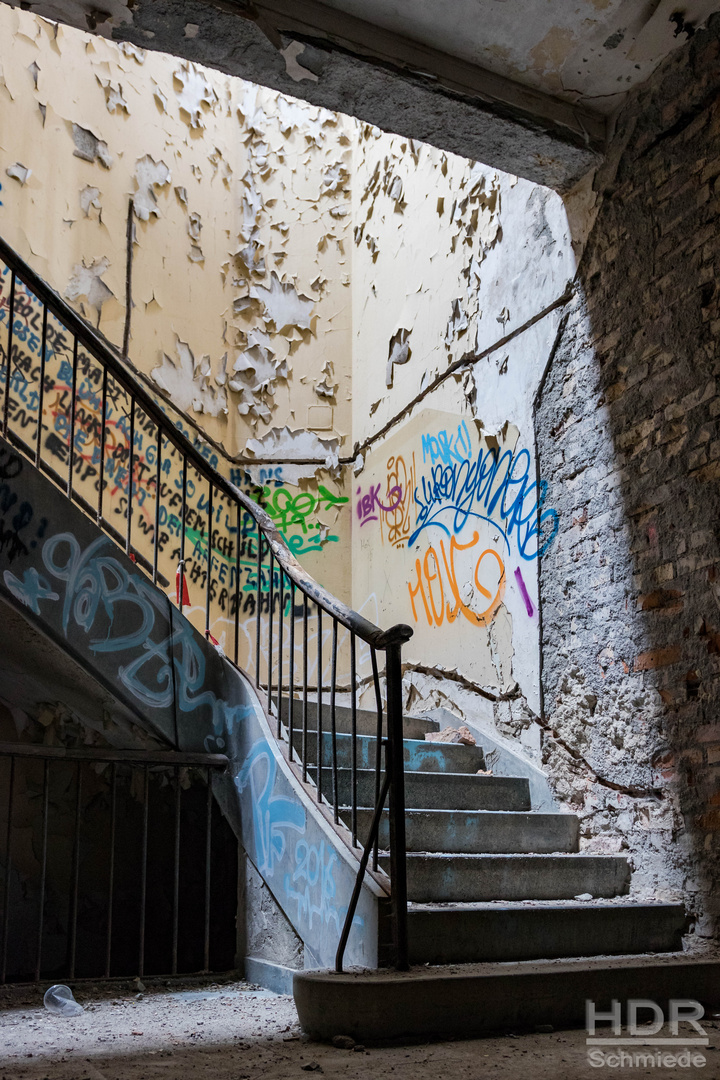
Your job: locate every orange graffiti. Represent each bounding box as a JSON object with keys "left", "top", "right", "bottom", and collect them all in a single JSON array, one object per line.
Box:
[
  {"left": 384, "top": 453, "right": 416, "bottom": 548},
  {"left": 408, "top": 533, "right": 505, "bottom": 628}
]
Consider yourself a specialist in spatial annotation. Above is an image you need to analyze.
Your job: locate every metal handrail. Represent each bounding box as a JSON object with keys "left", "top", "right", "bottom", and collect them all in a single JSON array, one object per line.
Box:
[{"left": 0, "top": 233, "right": 412, "bottom": 971}]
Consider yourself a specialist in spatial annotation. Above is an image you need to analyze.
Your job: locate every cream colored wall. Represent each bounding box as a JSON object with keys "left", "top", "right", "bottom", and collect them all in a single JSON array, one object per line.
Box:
[
  {"left": 0, "top": 9, "right": 576, "bottom": 734},
  {"left": 350, "top": 123, "right": 574, "bottom": 728},
  {"left": 0, "top": 6, "right": 353, "bottom": 457},
  {"left": 0, "top": 7, "right": 354, "bottom": 668}
]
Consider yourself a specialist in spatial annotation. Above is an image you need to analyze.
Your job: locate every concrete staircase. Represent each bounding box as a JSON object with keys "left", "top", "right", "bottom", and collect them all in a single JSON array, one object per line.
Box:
[{"left": 282, "top": 700, "right": 686, "bottom": 966}]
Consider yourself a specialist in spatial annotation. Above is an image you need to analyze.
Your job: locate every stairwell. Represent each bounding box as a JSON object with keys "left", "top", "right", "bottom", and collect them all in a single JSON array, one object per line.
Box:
[{"left": 0, "top": 235, "right": 718, "bottom": 1042}]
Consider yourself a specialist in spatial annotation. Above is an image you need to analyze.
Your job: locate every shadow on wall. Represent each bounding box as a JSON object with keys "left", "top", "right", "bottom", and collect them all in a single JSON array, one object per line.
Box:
[{"left": 537, "top": 16, "right": 720, "bottom": 939}]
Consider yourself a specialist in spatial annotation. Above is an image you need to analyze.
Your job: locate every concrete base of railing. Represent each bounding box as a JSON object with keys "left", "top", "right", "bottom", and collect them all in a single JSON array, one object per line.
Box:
[{"left": 293, "top": 955, "right": 720, "bottom": 1043}]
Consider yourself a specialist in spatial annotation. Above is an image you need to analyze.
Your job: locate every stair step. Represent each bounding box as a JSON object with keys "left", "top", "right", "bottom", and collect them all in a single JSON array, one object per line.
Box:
[
  {"left": 305, "top": 768, "right": 532, "bottom": 811},
  {"left": 292, "top": 731, "right": 485, "bottom": 773},
  {"left": 378, "top": 852, "right": 630, "bottom": 902},
  {"left": 347, "top": 808, "right": 579, "bottom": 854},
  {"left": 279, "top": 698, "right": 438, "bottom": 741},
  {"left": 294, "top": 955, "right": 720, "bottom": 1042},
  {"left": 406, "top": 900, "right": 686, "bottom": 964}
]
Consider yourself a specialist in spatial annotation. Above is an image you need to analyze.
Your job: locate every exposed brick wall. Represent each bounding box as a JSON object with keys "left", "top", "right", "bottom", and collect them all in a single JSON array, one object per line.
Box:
[{"left": 536, "top": 17, "right": 720, "bottom": 937}]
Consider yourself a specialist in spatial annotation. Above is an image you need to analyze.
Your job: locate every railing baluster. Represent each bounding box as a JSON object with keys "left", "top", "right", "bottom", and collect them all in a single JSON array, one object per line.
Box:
[
  {"left": 267, "top": 551, "right": 274, "bottom": 711},
  {"left": 288, "top": 582, "right": 295, "bottom": 761},
  {"left": 386, "top": 641, "right": 409, "bottom": 971},
  {"left": 0, "top": 236, "right": 418, "bottom": 980},
  {"left": 204, "top": 769, "right": 213, "bottom": 972},
  {"left": 255, "top": 525, "right": 262, "bottom": 686},
  {"left": 317, "top": 606, "right": 323, "bottom": 803},
  {"left": 205, "top": 482, "right": 213, "bottom": 639},
  {"left": 179, "top": 456, "right": 187, "bottom": 614},
  {"left": 34, "top": 305, "right": 47, "bottom": 467},
  {"left": 138, "top": 764, "right": 149, "bottom": 978},
  {"left": 2, "top": 270, "right": 15, "bottom": 436},
  {"left": 1, "top": 755, "right": 15, "bottom": 984},
  {"left": 371, "top": 646, "right": 383, "bottom": 872},
  {"left": 68, "top": 761, "right": 82, "bottom": 979},
  {"left": 331, "top": 619, "right": 339, "bottom": 824},
  {"left": 126, "top": 397, "right": 135, "bottom": 555},
  {"left": 234, "top": 504, "right": 241, "bottom": 667},
  {"left": 153, "top": 430, "right": 162, "bottom": 585},
  {"left": 172, "top": 765, "right": 181, "bottom": 976},
  {"left": 105, "top": 761, "right": 116, "bottom": 979},
  {"left": 66, "top": 336, "right": 79, "bottom": 498},
  {"left": 276, "top": 569, "right": 284, "bottom": 739},
  {"left": 97, "top": 367, "right": 108, "bottom": 524},
  {"left": 302, "top": 593, "right": 308, "bottom": 784},
  {"left": 34, "top": 758, "right": 49, "bottom": 982},
  {"left": 350, "top": 632, "right": 358, "bottom": 847}
]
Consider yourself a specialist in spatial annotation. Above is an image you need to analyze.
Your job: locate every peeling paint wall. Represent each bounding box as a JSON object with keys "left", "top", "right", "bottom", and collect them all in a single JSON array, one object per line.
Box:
[
  {"left": 0, "top": 7, "right": 352, "bottom": 458},
  {"left": 351, "top": 128, "right": 573, "bottom": 740},
  {"left": 0, "top": 6, "right": 354, "bottom": 660}
]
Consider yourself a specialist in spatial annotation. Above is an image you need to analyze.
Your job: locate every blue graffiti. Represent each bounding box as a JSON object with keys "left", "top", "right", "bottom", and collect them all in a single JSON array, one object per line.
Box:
[
  {"left": 285, "top": 838, "right": 345, "bottom": 933},
  {"left": 15, "top": 528, "right": 255, "bottom": 733},
  {"left": 236, "top": 740, "right": 306, "bottom": 878},
  {"left": 3, "top": 567, "right": 58, "bottom": 613},
  {"left": 411, "top": 421, "right": 559, "bottom": 561}
]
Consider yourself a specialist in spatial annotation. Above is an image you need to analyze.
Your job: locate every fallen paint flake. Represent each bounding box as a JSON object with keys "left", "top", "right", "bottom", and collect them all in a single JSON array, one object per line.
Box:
[
  {"left": 188, "top": 211, "right": 202, "bottom": 242},
  {"left": 152, "top": 338, "right": 227, "bottom": 417},
  {"left": 184, "top": 23, "right": 200, "bottom": 38},
  {"left": 445, "top": 299, "right": 469, "bottom": 345},
  {"left": 71, "top": 123, "right": 113, "bottom": 167},
  {"left": 133, "top": 155, "right": 171, "bottom": 221},
  {"left": 65, "top": 256, "right": 113, "bottom": 317},
  {"left": 174, "top": 61, "right": 217, "bottom": 129},
  {"left": 315, "top": 360, "right": 337, "bottom": 399},
  {"left": 244, "top": 425, "right": 340, "bottom": 483},
  {"left": 248, "top": 272, "right": 314, "bottom": 332},
  {"left": 96, "top": 76, "right": 129, "bottom": 114},
  {"left": 153, "top": 81, "right": 168, "bottom": 112},
  {"left": 281, "top": 40, "right": 320, "bottom": 84},
  {"left": 79, "top": 184, "right": 101, "bottom": 217},
  {"left": 118, "top": 42, "right": 146, "bottom": 64},
  {"left": 0, "top": 60, "right": 13, "bottom": 100},
  {"left": 6, "top": 163, "right": 31, "bottom": 185},
  {"left": 321, "top": 162, "right": 349, "bottom": 195},
  {"left": 276, "top": 98, "right": 328, "bottom": 145},
  {"left": 386, "top": 329, "right": 412, "bottom": 387}
]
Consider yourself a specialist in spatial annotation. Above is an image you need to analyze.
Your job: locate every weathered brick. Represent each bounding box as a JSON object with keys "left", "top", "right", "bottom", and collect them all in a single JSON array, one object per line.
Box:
[{"left": 634, "top": 646, "right": 684, "bottom": 671}]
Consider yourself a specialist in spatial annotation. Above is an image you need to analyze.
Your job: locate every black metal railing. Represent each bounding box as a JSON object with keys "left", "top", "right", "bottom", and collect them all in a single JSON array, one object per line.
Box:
[
  {"left": 0, "top": 235, "right": 412, "bottom": 972},
  {"left": 0, "top": 743, "right": 232, "bottom": 984}
]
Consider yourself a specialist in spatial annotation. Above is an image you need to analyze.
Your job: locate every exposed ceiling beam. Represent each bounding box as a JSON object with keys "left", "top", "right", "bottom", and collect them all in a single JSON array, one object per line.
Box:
[
  {"left": 232, "top": 0, "right": 607, "bottom": 153},
  {"left": 1, "top": 0, "right": 606, "bottom": 187}
]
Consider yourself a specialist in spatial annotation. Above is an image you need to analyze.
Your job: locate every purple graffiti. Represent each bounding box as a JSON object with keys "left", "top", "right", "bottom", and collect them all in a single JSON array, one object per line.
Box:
[
  {"left": 514, "top": 566, "right": 535, "bottom": 618},
  {"left": 356, "top": 483, "right": 402, "bottom": 527}
]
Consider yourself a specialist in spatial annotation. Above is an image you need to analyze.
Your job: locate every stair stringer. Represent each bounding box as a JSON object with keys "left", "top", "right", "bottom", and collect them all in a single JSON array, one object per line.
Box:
[{"left": 0, "top": 436, "right": 385, "bottom": 971}]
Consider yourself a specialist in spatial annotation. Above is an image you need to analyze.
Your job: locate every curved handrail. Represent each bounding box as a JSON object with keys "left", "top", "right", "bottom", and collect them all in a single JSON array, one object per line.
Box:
[
  {"left": 0, "top": 231, "right": 412, "bottom": 972},
  {"left": 0, "top": 233, "right": 410, "bottom": 651}
]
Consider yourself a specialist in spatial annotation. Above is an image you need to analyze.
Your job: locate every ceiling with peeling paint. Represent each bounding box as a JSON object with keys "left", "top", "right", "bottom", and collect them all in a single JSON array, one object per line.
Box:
[{"left": 311, "top": 0, "right": 720, "bottom": 113}]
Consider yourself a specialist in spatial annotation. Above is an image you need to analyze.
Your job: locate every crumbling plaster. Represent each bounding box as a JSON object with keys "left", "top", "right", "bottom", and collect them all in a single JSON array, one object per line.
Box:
[
  {"left": 4, "top": 3, "right": 715, "bottom": 929},
  {"left": 534, "top": 14, "right": 720, "bottom": 928},
  {"left": 0, "top": 0, "right": 601, "bottom": 192}
]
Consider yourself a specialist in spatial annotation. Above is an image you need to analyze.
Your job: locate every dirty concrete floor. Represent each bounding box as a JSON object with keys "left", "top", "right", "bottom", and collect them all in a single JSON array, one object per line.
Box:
[{"left": 1, "top": 977, "right": 719, "bottom": 1079}]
